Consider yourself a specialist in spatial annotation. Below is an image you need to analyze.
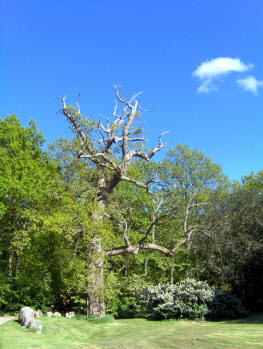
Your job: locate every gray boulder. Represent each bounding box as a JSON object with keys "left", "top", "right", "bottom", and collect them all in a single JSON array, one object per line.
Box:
[
  {"left": 65, "top": 311, "right": 75, "bottom": 319},
  {"left": 53, "top": 312, "right": 62, "bottom": 318},
  {"left": 29, "top": 319, "right": 43, "bottom": 335},
  {"left": 18, "top": 307, "right": 35, "bottom": 328},
  {"left": 34, "top": 310, "right": 43, "bottom": 318},
  {"left": 46, "top": 312, "right": 53, "bottom": 317}
]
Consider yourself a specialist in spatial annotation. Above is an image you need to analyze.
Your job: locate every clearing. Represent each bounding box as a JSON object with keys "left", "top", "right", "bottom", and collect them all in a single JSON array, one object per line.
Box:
[{"left": 0, "top": 313, "right": 263, "bottom": 348}]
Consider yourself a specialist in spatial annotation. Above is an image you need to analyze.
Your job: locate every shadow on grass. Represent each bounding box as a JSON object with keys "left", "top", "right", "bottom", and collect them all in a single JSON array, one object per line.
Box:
[
  {"left": 219, "top": 312, "right": 263, "bottom": 324},
  {"left": 142, "top": 312, "right": 263, "bottom": 325}
]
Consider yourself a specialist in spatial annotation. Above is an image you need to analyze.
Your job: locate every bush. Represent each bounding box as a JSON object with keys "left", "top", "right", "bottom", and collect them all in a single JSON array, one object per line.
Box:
[
  {"left": 138, "top": 278, "right": 248, "bottom": 320},
  {"left": 139, "top": 278, "right": 214, "bottom": 320},
  {"left": 104, "top": 273, "right": 148, "bottom": 318},
  {"left": 206, "top": 290, "right": 248, "bottom": 320}
]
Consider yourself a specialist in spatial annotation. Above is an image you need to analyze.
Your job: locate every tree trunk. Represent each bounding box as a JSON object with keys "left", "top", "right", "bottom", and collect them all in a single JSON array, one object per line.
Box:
[
  {"left": 171, "top": 266, "right": 174, "bottom": 285},
  {"left": 8, "top": 251, "right": 13, "bottom": 279},
  {"left": 144, "top": 258, "right": 148, "bottom": 276},
  {"left": 186, "top": 241, "right": 192, "bottom": 278},
  {"left": 86, "top": 174, "right": 106, "bottom": 317},
  {"left": 86, "top": 236, "right": 105, "bottom": 317}
]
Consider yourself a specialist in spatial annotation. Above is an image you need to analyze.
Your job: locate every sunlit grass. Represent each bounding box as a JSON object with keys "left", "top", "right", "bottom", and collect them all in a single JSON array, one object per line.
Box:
[{"left": 0, "top": 313, "right": 263, "bottom": 348}]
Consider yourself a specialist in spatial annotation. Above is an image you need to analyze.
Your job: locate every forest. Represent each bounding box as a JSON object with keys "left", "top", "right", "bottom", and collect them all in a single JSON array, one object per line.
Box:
[{"left": 0, "top": 88, "right": 263, "bottom": 320}]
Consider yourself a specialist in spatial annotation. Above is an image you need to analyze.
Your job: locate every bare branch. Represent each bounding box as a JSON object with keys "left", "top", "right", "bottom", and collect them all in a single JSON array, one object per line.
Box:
[
  {"left": 104, "top": 242, "right": 173, "bottom": 256},
  {"left": 128, "top": 137, "right": 145, "bottom": 142},
  {"left": 140, "top": 242, "right": 173, "bottom": 256},
  {"left": 57, "top": 96, "right": 87, "bottom": 143},
  {"left": 113, "top": 99, "right": 118, "bottom": 118},
  {"left": 57, "top": 96, "right": 67, "bottom": 109},
  {"left": 184, "top": 197, "right": 193, "bottom": 236},
  {"left": 103, "top": 210, "right": 130, "bottom": 246},
  {"left": 103, "top": 212, "right": 122, "bottom": 226},
  {"left": 128, "top": 131, "right": 169, "bottom": 162},
  {"left": 147, "top": 131, "right": 170, "bottom": 158},
  {"left": 118, "top": 211, "right": 130, "bottom": 246},
  {"left": 171, "top": 237, "right": 188, "bottom": 254},
  {"left": 139, "top": 214, "right": 168, "bottom": 244},
  {"left": 120, "top": 175, "right": 148, "bottom": 190},
  {"left": 59, "top": 87, "right": 169, "bottom": 202},
  {"left": 129, "top": 91, "right": 143, "bottom": 104},
  {"left": 114, "top": 85, "right": 135, "bottom": 109}
]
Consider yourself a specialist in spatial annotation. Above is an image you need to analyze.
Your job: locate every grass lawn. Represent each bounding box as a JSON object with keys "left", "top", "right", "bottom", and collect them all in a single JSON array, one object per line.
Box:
[{"left": 0, "top": 313, "right": 263, "bottom": 348}]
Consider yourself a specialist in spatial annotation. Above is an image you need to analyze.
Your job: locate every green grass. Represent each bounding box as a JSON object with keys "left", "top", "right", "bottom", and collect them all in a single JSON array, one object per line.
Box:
[{"left": 1, "top": 313, "right": 263, "bottom": 348}]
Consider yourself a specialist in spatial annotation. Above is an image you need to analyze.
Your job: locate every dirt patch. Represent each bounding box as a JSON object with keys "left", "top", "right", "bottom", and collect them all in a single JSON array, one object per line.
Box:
[{"left": 0, "top": 316, "right": 16, "bottom": 326}]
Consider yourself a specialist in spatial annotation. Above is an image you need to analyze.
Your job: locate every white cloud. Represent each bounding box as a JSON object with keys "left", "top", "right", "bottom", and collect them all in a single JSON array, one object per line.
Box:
[
  {"left": 193, "top": 57, "right": 253, "bottom": 93},
  {"left": 197, "top": 79, "right": 217, "bottom": 94},
  {"left": 237, "top": 75, "right": 263, "bottom": 94},
  {"left": 193, "top": 57, "right": 253, "bottom": 79}
]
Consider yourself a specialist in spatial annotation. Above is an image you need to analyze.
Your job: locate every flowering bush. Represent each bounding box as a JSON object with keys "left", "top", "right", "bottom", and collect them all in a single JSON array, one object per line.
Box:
[
  {"left": 139, "top": 278, "right": 214, "bottom": 320},
  {"left": 138, "top": 278, "right": 247, "bottom": 320}
]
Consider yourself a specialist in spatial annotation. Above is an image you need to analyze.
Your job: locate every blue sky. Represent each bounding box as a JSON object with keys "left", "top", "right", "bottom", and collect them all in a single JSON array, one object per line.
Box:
[{"left": 1, "top": 0, "right": 263, "bottom": 181}]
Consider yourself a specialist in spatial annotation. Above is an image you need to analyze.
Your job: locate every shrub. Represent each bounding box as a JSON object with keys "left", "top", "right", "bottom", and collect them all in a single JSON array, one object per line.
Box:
[
  {"left": 138, "top": 278, "right": 248, "bottom": 320},
  {"left": 206, "top": 290, "right": 248, "bottom": 320},
  {"left": 104, "top": 273, "right": 148, "bottom": 318},
  {"left": 139, "top": 278, "right": 214, "bottom": 320}
]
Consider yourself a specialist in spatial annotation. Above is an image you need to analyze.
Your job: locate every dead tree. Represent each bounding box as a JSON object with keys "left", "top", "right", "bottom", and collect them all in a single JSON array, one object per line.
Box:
[{"left": 58, "top": 87, "right": 193, "bottom": 317}]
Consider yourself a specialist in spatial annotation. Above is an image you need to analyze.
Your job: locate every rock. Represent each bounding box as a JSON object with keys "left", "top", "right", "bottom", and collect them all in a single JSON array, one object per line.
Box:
[
  {"left": 53, "top": 312, "right": 62, "bottom": 318},
  {"left": 65, "top": 311, "right": 75, "bottom": 318},
  {"left": 18, "top": 307, "right": 35, "bottom": 328},
  {"left": 29, "top": 319, "right": 43, "bottom": 335},
  {"left": 34, "top": 310, "right": 43, "bottom": 318},
  {"left": 46, "top": 312, "right": 53, "bottom": 317}
]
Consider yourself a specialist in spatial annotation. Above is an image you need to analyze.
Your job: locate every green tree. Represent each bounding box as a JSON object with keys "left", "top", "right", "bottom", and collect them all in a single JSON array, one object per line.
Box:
[
  {"left": 0, "top": 115, "right": 60, "bottom": 310},
  {"left": 148, "top": 145, "right": 230, "bottom": 280},
  {"left": 160, "top": 145, "right": 229, "bottom": 244},
  {"left": 0, "top": 115, "right": 53, "bottom": 275},
  {"left": 194, "top": 171, "right": 263, "bottom": 310}
]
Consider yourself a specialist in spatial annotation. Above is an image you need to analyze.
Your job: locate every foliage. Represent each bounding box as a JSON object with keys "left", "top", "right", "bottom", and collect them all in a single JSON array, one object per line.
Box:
[
  {"left": 0, "top": 113, "right": 259, "bottom": 319},
  {"left": 206, "top": 290, "right": 248, "bottom": 320},
  {"left": 0, "top": 116, "right": 92, "bottom": 312},
  {"left": 0, "top": 115, "right": 61, "bottom": 312},
  {"left": 138, "top": 278, "right": 247, "bottom": 321},
  {"left": 0, "top": 177, "right": 7, "bottom": 220},
  {"left": 0, "top": 273, "right": 17, "bottom": 311},
  {"left": 104, "top": 272, "right": 148, "bottom": 318},
  {"left": 139, "top": 278, "right": 214, "bottom": 320},
  {"left": 190, "top": 170, "right": 263, "bottom": 311},
  {"left": 0, "top": 115, "right": 57, "bottom": 267}
]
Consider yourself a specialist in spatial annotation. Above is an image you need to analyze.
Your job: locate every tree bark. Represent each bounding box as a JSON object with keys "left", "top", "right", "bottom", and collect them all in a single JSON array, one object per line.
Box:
[
  {"left": 144, "top": 258, "right": 148, "bottom": 276},
  {"left": 8, "top": 251, "right": 13, "bottom": 279},
  {"left": 86, "top": 236, "right": 105, "bottom": 317},
  {"left": 86, "top": 173, "right": 106, "bottom": 317}
]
